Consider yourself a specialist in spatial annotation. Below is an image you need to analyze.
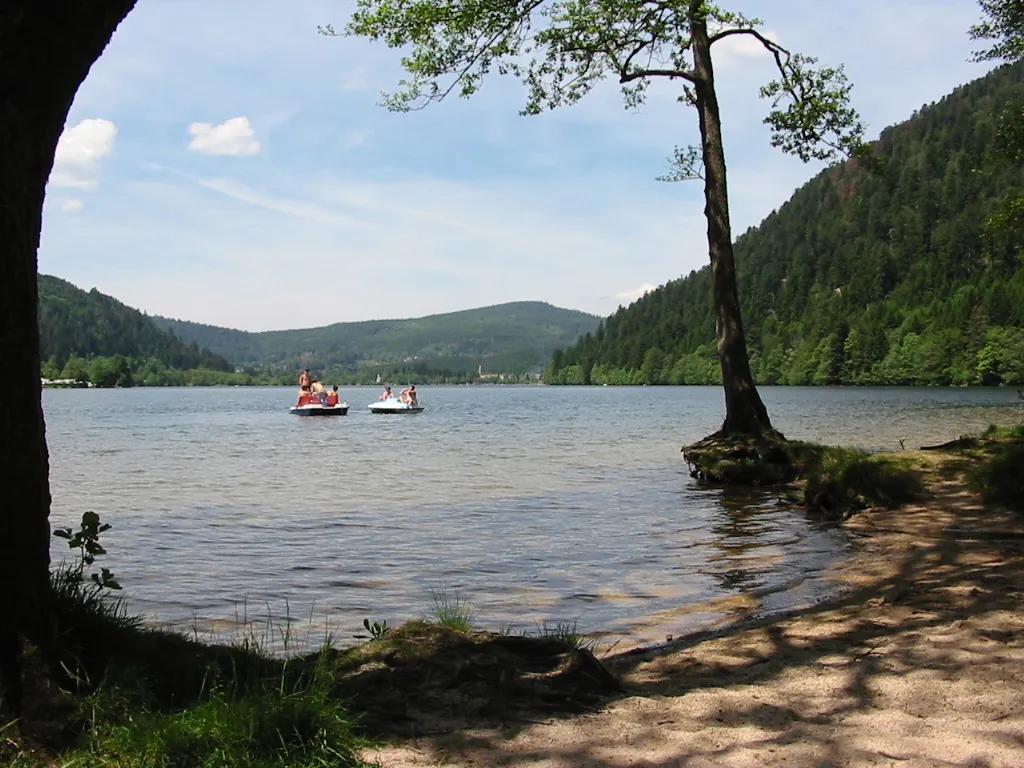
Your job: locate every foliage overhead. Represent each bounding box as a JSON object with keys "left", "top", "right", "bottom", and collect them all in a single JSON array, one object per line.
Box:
[
  {"left": 546, "top": 62, "right": 1024, "bottom": 387},
  {"left": 970, "top": 0, "right": 1024, "bottom": 62},
  {"left": 332, "top": 1, "right": 864, "bottom": 165}
]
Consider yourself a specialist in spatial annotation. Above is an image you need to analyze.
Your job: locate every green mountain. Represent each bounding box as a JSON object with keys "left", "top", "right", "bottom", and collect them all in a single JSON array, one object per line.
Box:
[
  {"left": 152, "top": 302, "right": 601, "bottom": 374},
  {"left": 38, "top": 275, "right": 233, "bottom": 384},
  {"left": 548, "top": 62, "right": 1024, "bottom": 387}
]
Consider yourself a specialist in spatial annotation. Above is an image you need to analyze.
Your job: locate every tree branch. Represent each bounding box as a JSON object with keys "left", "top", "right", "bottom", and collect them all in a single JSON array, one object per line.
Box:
[
  {"left": 708, "top": 26, "right": 789, "bottom": 54},
  {"left": 428, "top": 0, "right": 546, "bottom": 107},
  {"left": 620, "top": 67, "right": 698, "bottom": 84}
]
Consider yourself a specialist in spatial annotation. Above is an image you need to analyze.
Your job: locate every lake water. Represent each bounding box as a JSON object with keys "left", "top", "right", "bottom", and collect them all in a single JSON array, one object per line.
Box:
[{"left": 43, "top": 385, "right": 1023, "bottom": 652}]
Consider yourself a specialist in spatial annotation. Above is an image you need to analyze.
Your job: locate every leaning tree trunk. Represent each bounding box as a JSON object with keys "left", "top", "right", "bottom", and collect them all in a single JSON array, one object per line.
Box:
[
  {"left": 0, "top": 0, "right": 137, "bottom": 714},
  {"left": 689, "top": 16, "right": 773, "bottom": 437}
]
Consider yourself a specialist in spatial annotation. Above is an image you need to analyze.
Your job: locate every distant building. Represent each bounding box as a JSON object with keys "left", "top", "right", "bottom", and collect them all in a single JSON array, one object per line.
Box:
[{"left": 41, "top": 378, "right": 91, "bottom": 388}]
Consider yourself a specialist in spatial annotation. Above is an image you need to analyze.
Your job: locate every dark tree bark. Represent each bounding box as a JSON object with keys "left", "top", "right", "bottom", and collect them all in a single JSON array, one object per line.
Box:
[
  {"left": 689, "top": 13, "right": 773, "bottom": 437},
  {"left": 0, "top": 0, "right": 137, "bottom": 713}
]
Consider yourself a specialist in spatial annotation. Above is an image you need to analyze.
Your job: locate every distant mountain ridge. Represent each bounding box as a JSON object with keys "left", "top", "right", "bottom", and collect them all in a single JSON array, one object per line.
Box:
[
  {"left": 38, "top": 275, "right": 231, "bottom": 373},
  {"left": 152, "top": 301, "right": 601, "bottom": 373}
]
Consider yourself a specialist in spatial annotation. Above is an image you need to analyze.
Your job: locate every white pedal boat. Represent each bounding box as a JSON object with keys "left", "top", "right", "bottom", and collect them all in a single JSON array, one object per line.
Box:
[
  {"left": 368, "top": 397, "right": 423, "bottom": 414},
  {"left": 290, "top": 401, "right": 349, "bottom": 416}
]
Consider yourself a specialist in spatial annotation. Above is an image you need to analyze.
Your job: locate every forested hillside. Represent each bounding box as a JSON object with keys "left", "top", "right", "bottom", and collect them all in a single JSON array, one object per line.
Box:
[
  {"left": 38, "top": 275, "right": 233, "bottom": 386},
  {"left": 547, "top": 62, "right": 1024, "bottom": 387},
  {"left": 153, "top": 302, "right": 600, "bottom": 374}
]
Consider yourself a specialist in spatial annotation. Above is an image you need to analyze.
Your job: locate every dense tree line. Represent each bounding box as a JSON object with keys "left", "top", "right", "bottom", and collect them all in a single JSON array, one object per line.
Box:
[
  {"left": 548, "top": 62, "right": 1024, "bottom": 387},
  {"left": 42, "top": 354, "right": 534, "bottom": 388},
  {"left": 39, "top": 275, "right": 232, "bottom": 374}
]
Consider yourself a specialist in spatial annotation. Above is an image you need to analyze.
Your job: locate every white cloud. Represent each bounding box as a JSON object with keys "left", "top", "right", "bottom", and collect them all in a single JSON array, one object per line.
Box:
[
  {"left": 339, "top": 128, "right": 371, "bottom": 151},
  {"left": 615, "top": 283, "right": 658, "bottom": 304},
  {"left": 187, "top": 117, "right": 261, "bottom": 156},
  {"left": 339, "top": 65, "right": 369, "bottom": 92},
  {"left": 59, "top": 198, "right": 84, "bottom": 213},
  {"left": 50, "top": 118, "right": 117, "bottom": 188}
]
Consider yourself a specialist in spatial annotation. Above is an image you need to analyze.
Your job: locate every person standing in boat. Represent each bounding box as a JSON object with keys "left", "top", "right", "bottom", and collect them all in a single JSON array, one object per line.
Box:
[
  {"left": 295, "top": 369, "right": 313, "bottom": 407},
  {"left": 325, "top": 385, "right": 340, "bottom": 407}
]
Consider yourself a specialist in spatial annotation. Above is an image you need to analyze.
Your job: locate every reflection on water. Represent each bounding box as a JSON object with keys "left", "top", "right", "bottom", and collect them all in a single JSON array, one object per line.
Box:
[
  {"left": 42, "top": 385, "right": 1022, "bottom": 652},
  {"left": 707, "top": 488, "right": 786, "bottom": 592}
]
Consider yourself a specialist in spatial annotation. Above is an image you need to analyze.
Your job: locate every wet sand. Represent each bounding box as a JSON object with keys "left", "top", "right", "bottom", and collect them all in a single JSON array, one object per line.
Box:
[{"left": 365, "top": 452, "right": 1024, "bottom": 767}]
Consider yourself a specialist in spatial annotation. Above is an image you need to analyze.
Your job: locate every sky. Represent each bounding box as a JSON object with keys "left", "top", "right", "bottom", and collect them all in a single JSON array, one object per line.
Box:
[{"left": 39, "top": 0, "right": 995, "bottom": 332}]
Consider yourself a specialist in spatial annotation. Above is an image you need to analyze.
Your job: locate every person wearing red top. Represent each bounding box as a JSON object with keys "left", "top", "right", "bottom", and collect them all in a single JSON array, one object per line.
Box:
[{"left": 325, "top": 385, "right": 340, "bottom": 407}]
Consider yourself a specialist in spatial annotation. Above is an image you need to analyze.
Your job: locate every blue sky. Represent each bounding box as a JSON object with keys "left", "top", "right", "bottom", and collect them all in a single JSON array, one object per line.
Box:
[{"left": 40, "top": 0, "right": 993, "bottom": 331}]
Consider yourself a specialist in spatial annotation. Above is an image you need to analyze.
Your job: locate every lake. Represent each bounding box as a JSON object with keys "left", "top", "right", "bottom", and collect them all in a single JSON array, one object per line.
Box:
[{"left": 43, "top": 385, "right": 1022, "bottom": 652}]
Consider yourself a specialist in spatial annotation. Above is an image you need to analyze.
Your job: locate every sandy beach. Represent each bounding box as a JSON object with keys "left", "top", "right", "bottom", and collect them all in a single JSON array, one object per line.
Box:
[{"left": 364, "top": 452, "right": 1024, "bottom": 767}]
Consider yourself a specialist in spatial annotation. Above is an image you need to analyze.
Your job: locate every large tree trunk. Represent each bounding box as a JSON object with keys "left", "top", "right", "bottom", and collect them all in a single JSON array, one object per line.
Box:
[
  {"left": 0, "top": 0, "right": 137, "bottom": 713},
  {"left": 689, "top": 14, "right": 773, "bottom": 437}
]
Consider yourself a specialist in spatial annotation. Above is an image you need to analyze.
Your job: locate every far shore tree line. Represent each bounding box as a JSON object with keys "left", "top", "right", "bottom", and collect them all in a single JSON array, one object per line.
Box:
[{"left": 39, "top": 354, "right": 539, "bottom": 388}]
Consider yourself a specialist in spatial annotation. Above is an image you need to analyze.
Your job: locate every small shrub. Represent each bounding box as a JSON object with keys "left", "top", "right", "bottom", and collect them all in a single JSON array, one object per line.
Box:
[
  {"left": 427, "top": 588, "right": 473, "bottom": 632},
  {"left": 53, "top": 511, "right": 122, "bottom": 592},
  {"left": 354, "top": 619, "right": 390, "bottom": 641},
  {"left": 805, "top": 447, "right": 925, "bottom": 519},
  {"left": 967, "top": 443, "right": 1024, "bottom": 511}
]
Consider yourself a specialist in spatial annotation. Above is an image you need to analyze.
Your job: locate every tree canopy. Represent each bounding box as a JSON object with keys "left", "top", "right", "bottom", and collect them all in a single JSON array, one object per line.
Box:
[
  {"left": 970, "top": 0, "right": 1024, "bottom": 62},
  {"left": 334, "top": 1, "right": 862, "bottom": 162}
]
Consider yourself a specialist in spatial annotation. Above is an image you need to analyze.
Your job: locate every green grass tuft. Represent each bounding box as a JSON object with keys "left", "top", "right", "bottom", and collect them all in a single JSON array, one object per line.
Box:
[
  {"left": 427, "top": 588, "right": 474, "bottom": 632},
  {"left": 536, "top": 621, "right": 597, "bottom": 652}
]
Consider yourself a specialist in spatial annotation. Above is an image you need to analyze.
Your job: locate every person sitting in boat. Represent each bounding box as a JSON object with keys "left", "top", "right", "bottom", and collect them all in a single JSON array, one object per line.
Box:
[
  {"left": 399, "top": 385, "right": 417, "bottom": 406},
  {"left": 298, "top": 369, "right": 311, "bottom": 392},
  {"left": 378, "top": 385, "right": 393, "bottom": 401},
  {"left": 311, "top": 378, "right": 325, "bottom": 395},
  {"left": 325, "top": 385, "right": 340, "bottom": 407}
]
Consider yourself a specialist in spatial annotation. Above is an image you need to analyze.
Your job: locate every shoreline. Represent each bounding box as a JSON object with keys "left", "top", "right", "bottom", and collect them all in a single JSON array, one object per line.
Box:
[{"left": 365, "top": 449, "right": 1024, "bottom": 767}]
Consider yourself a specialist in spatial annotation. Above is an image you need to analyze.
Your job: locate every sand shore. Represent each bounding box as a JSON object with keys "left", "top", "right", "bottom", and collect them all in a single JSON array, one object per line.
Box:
[{"left": 365, "top": 452, "right": 1024, "bottom": 767}]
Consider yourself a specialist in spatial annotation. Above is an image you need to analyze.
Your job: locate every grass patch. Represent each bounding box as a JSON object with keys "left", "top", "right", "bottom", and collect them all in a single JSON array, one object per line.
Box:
[
  {"left": 427, "top": 587, "right": 474, "bottom": 632},
  {"left": 981, "top": 423, "right": 1024, "bottom": 440},
  {"left": 804, "top": 447, "right": 926, "bottom": 519},
  {"left": 920, "top": 423, "right": 1024, "bottom": 512},
  {"left": 683, "top": 432, "right": 927, "bottom": 518},
  {"left": 323, "top": 620, "right": 620, "bottom": 736},
  {"left": 5, "top": 555, "right": 370, "bottom": 766},
  {"left": 966, "top": 441, "right": 1024, "bottom": 512},
  {"left": 63, "top": 670, "right": 365, "bottom": 768}
]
